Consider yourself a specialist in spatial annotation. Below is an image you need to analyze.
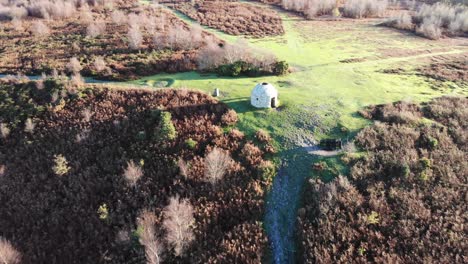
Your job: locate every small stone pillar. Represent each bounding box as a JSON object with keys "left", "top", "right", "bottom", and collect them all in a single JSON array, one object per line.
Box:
[{"left": 213, "top": 88, "right": 220, "bottom": 97}]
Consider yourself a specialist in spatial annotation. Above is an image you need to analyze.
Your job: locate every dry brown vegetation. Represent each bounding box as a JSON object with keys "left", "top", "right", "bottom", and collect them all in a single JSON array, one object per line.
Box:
[
  {"left": 418, "top": 56, "right": 468, "bottom": 83},
  {"left": 298, "top": 97, "right": 468, "bottom": 263},
  {"left": 385, "top": 2, "right": 468, "bottom": 39},
  {"left": 0, "top": 0, "right": 222, "bottom": 80},
  {"left": 0, "top": 79, "right": 275, "bottom": 263},
  {"left": 163, "top": 0, "right": 284, "bottom": 37}
]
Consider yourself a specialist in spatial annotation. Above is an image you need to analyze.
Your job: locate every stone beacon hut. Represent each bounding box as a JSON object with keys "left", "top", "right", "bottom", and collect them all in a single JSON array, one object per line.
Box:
[{"left": 251, "top": 82, "right": 278, "bottom": 108}]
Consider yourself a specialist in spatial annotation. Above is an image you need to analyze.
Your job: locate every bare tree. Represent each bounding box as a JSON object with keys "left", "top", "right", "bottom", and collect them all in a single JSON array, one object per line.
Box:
[
  {"left": 0, "top": 123, "right": 10, "bottom": 139},
  {"left": 87, "top": 21, "right": 106, "bottom": 38},
  {"left": 112, "top": 10, "right": 127, "bottom": 25},
  {"left": 137, "top": 210, "right": 164, "bottom": 264},
  {"left": 127, "top": 24, "right": 143, "bottom": 50},
  {"left": 11, "top": 17, "right": 23, "bottom": 32},
  {"left": 123, "top": 160, "right": 143, "bottom": 186},
  {"left": 178, "top": 158, "right": 189, "bottom": 178},
  {"left": 66, "top": 57, "right": 82, "bottom": 74},
  {"left": 93, "top": 56, "right": 107, "bottom": 72},
  {"left": 204, "top": 147, "right": 232, "bottom": 185},
  {"left": 24, "top": 118, "right": 35, "bottom": 133},
  {"left": 30, "top": 20, "right": 50, "bottom": 37},
  {"left": 0, "top": 237, "right": 21, "bottom": 264},
  {"left": 163, "top": 195, "right": 195, "bottom": 256}
]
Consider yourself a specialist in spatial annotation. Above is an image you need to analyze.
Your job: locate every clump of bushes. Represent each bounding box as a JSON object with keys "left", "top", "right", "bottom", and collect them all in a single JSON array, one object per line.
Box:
[
  {"left": 281, "top": 0, "right": 338, "bottom": 18},
  {"left": 343, "top": 0, "right": 388, "bottom": 18},
  {"left": 198, "top": 39, "right": 288, "bottom": 77},
  {"left": 385, "top": 3, "right": 468, "bottom": 39}
]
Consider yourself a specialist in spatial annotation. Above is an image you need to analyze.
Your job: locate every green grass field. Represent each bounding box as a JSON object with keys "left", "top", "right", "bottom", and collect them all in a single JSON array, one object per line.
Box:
[{"left": 132, "top": 8, "right": 467, "bottom": 150}]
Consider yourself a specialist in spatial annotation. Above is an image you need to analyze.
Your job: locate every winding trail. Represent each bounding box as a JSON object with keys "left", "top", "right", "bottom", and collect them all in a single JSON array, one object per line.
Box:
[{"left": 264, "top": 149, "right": 316, "bottom": 263}]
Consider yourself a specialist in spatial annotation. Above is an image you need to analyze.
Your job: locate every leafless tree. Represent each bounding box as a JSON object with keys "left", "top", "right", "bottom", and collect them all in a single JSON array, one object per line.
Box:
[
  {"left": 112, "top": 10, "right": 127, "bottom": 25},
  {"left": 93, "top": 56, "right": 107, "bottom": 72},
  {"left": 204, "top": 147, "right": 232, "bottom": 185},
  {"left": 0, "top": 123, "right": 10, "bottom": 139},
  {"left": 178, "top": 158, "right": 189, "bottom": 178},
  {"left": 67, "top": 57, "right": 82, "bottom": 74},
  {"left": 123, "top": 160, "right": 143, "bottom": 186},
  {"left": 30, "top": 20, "right": 50, "bottom": 37},
  {"left": 0, "top": 237, "right": 21, "bottom": 264},
  {"left": 127, "top": 24, "right": 143, "bottom": 50},
  {"left": 11, "top": 17, "right": 23, "bottom": 32},
  {"left": 87, "top": 20, "right": 106, "bottom": 38},
  {"left": 24, "top": 118, "right": 35, "bottom": 133},
  {"left": 137, "top": 210, "right": 164, "bottom": 264},
  {"left": 163, "top": 195, "right": 195, "bottom": 256}
]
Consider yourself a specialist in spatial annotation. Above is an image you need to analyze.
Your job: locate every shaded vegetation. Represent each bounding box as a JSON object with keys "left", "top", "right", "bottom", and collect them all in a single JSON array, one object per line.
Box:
[
  {"left": 0, "top": 79, "right": 274, "bottom": 263},
  {"left": 298, "top": 97, "right": 467, "bottom": 263}
]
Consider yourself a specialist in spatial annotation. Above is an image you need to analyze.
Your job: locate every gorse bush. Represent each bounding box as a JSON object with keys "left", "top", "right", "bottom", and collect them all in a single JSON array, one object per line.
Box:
[{"left": 52, "top": 154, "right": 70, "bottom": 176}]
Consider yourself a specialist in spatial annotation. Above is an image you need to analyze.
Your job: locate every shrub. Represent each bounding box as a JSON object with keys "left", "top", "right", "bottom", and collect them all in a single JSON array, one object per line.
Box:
[
  {"left": 419, "top": 157, "right": 431, "bottom": 169},
  {"left": 273, "top": 60, "right": 289, "bottom": 76},
  {"left": 204, "top": 147, "right": 232, "bottom": 185},
  {"left": 97, "top": 204, "right": 109, "bottom": 220},
  {"left": 123, "top": 160, "right": 143, "bottom": 186},
  {"left": 255, "top": 129, "right": 272, "bottom": 143},
  {"left": 185, "top": 138, "right": 197, "bottom": 149},
  {"left": 257, "top": 160, "right": 276, "bottom": 180},
  {"left": 163, "top": 196, "right": 195, "bottom": 257},
  {"left": 52, "top": 154, "right": 70, "bottom": 176},
  {"left": 157, "top": 111, "right": 177, "bottom": 141},
  {"left": 221, "top": 109, "right": 238, "bottom": 126},
  {"left": 387, "top": 12, "right": 414, "bottom": 30},
  {"left": 416, "top": 16, "right": 443, "bottom": 39},
  {"left": 0, "top": 237, "right": 21, "bottom": 264}
]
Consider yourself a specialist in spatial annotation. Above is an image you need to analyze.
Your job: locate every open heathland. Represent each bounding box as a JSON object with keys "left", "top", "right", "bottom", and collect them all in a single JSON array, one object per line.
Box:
[
  {"left": 162, "top": 0, "right": 285, "bottom": 37},
  {"left": 0, "top": 79, "right": 276, "bottom": 263},
  {"left": 297, "top": 97, "right": 467, "bottom": 263},
  {"left": 0, "top": 0, "right": 223, "bottom": 80}
]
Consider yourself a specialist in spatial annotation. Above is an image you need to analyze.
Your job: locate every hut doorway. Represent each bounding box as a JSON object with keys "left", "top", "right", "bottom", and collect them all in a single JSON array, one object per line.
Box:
[{"left": 271, "top": 97, "right": 277, "bottom": 108}]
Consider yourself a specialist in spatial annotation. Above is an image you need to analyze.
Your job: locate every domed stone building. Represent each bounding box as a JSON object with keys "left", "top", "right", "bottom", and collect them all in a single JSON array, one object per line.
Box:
[{"left": 251, "top": 82, "right": 278, "bottom": 108}]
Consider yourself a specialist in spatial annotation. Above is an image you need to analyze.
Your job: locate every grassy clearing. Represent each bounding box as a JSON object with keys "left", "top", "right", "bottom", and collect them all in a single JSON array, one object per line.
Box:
[{"left": 131, "top": 10, "right": 467, "bottom": 150}]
